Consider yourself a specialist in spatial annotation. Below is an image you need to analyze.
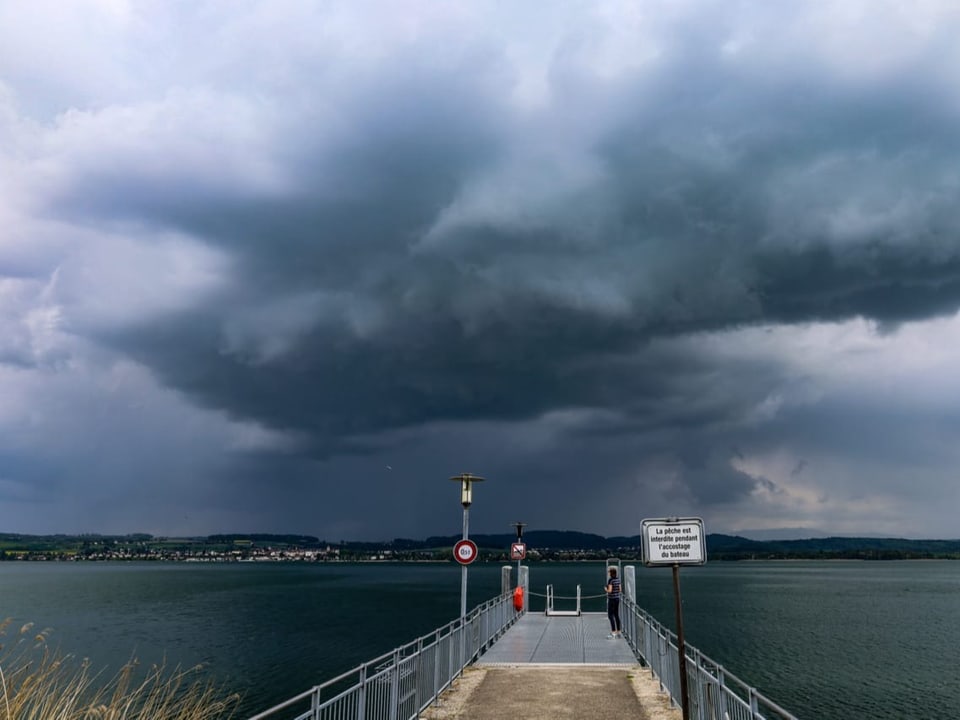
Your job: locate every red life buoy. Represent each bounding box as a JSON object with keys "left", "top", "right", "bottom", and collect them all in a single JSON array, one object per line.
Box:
[{"left": 512, "top": 586, "right": 524, "bottom": 611}]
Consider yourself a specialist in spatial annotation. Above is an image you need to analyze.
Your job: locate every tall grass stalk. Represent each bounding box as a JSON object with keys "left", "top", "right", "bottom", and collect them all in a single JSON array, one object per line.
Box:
[{"left": 0, "top": 618, "right": 240, "bottom": 719}]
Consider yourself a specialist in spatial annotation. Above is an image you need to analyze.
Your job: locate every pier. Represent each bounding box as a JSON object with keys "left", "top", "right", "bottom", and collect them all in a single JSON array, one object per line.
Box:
[
  {"left": 420, "top": 664, "right": 677, "bottom": 720},
  {"left": 421, "top": 612, "right": 678, "bottom": 720},
  {"left": 248, "top": 566, "right": 798, "bottom": 720},
  {"left": 478, "top": 613, "right": 635, "bottom": 665}
]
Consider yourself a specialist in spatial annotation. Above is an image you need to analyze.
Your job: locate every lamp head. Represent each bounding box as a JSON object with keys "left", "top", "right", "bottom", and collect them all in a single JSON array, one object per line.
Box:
[{"left": 450, "top": 473, "right": 485, "bottom": 508}]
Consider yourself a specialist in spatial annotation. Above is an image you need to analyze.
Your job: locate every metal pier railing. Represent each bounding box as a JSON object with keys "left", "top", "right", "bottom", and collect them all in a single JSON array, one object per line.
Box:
[
  {"left": 544, "top": 583, "right": 583, "bottom": 616},
  {"left": 621, "top": 595, "right": 799, "bottom": 720},
  {"left": 247, "top": 591, "right": 519, "bottom": 720},
  {"left": 249, "top": 566, "right": 800, "bottom": 720}
]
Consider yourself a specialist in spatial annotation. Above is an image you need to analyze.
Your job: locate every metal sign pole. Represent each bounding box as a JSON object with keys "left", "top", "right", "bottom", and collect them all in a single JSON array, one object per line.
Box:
[
  {"left": 461, "top": 504, "right": 469, "bottom": 619},
  {"left": 513, "top": 522, "right": 525, "bottom": 584},
  {"left": 640, "top": 516, "right": 704, "bottom": 720},
  {"left": 450, "top": 474, "right": 484, "bottom": 622},
  {"left": 673, "top": 563, "right": 690, "bottom": 720}
]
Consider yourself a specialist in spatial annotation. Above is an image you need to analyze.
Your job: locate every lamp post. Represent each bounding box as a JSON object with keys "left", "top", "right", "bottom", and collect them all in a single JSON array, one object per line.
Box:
[{"left": 450, "top": 473, "right": 484, "bottom": 619}]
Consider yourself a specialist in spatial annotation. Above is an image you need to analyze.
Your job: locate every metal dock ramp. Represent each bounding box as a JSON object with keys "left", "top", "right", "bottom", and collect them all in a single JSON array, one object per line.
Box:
[{"left": 477, "top": 613, "right": 636, "bottom": 666}]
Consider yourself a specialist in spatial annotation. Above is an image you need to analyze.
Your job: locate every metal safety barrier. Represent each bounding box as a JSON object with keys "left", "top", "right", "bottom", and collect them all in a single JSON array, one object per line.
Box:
[
  {"left": 247, "top": 591, "right": 520, "bottom": 720},
  {"left": 622, "top": 597, "right": 799, "bottom": 720},
  {"left": 544, "top": 583, "right": 584, "bottom": 616}
]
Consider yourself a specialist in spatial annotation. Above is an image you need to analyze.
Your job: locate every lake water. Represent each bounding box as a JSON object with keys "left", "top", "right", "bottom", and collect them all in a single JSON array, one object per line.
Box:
[{"left": 1, "top": 560, "right": 957, "bottom": 719}]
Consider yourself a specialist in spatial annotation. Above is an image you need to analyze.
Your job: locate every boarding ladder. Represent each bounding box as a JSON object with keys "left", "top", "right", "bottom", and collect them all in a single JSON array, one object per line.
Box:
[
  {"left": 544, "top": 559, "right": 623, "bottom": 616},
  {"left": 544, "top": 583, "right": 582, "bottom": 616}
]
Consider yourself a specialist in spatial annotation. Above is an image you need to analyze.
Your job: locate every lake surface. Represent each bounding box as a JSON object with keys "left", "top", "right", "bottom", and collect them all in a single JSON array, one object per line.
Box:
[{"left": 1, "top": 560, "right": 957, "bottom": 719}]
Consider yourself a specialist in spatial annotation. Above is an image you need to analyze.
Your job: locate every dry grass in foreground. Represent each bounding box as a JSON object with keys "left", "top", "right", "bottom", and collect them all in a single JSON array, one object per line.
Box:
[{"left": 0, "top": 618, "right": 240, "bottom": 720}]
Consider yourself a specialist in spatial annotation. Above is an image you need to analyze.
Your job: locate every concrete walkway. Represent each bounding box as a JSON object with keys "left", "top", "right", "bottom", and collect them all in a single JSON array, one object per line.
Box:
[{"left": 419, "top": 665, "right": 681, "bottom": 720}]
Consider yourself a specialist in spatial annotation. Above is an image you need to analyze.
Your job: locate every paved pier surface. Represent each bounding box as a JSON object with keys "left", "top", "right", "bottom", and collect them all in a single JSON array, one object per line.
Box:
[
  {"left": 420, "top": 614, "right": 680, "bottom": 720},
  {"left": 478, "top": 613, "right": 636, "bottom": 665},
  {"left": 420, "top": 666, "right": 680, "bottom": 720}
]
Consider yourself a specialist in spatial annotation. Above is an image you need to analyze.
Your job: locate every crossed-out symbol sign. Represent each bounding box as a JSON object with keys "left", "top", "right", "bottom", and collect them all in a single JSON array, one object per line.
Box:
[
  {"left": 454, "top": 539, "right": 478, "bottom": 565},
  {"left": 510, "top": 542, "right": 526, "bottom": 560}
]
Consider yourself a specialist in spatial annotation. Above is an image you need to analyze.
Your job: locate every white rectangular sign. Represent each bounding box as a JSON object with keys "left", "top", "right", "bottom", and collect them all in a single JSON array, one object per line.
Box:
[{"left": 641, "top": 517, "right": 706, "bottom": 566}]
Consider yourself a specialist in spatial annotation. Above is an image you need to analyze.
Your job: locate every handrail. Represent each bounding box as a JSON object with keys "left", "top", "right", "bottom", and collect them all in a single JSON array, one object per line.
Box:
[
  {"left": 250, "top": 575, "right": 799, "bottom": 720},
  {"left": 621, "top": 596, "right": 798, "bottom": 720},
  {"left": 544, "top": 583, "right": 583, "bottom": 616},
  {"left": 247, "top": 590, "right": 521, "bottom": 720}
]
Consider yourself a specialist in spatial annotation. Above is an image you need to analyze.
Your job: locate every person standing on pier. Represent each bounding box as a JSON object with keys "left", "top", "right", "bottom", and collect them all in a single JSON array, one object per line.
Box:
[{"left": 605, "top": 566, "right": 622, "bottom": 638}]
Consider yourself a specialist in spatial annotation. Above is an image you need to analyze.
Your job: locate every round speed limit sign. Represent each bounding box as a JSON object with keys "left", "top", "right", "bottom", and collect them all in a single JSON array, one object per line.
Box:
[{"left": 453, "top": 539, "right": 478, "bottom": 565}]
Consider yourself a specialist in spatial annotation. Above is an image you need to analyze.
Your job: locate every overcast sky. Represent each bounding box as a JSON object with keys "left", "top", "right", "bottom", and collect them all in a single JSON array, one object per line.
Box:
[{"left": 3, "top": 1, "right": 960, "bottom": 541}]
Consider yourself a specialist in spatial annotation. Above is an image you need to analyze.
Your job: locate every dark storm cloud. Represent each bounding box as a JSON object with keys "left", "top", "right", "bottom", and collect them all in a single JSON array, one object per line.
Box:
[
  {"left": 67, "top": 33, "right": 960, "bottom": 454},
  {"left": 7, "top": 1, "right": 960, "bottom": 537}
]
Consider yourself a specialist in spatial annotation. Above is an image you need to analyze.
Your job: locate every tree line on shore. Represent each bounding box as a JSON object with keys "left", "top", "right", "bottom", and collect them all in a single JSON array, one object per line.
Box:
[{"left": 2, "top": 530, "right": 960, "bottom": 561}]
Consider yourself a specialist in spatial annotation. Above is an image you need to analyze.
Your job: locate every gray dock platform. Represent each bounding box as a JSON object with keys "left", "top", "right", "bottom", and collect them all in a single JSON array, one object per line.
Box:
[{"left": 478, "top": 613, "right": 637, "bottom": 665}]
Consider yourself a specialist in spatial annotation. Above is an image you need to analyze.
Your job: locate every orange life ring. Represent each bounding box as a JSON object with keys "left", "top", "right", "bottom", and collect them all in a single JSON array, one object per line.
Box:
[{"left": 512, "top": 586, "right": 524, "bottom": 611}]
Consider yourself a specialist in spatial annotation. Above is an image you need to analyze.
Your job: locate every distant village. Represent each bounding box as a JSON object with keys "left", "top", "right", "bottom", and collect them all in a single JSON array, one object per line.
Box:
[
  {"left": 1, "top": 531, "right": 958, "bottom": 562},
  {"left": 0, "top": 533, "right": 623, "bottom": 563}
]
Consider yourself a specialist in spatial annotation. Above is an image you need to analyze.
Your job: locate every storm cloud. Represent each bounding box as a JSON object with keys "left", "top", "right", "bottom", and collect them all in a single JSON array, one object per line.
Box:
[{"left": 3, "top": 0, "right": 960, "bottom": 539}]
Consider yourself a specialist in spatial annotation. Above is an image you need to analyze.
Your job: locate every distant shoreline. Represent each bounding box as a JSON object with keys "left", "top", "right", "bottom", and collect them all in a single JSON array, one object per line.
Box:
[{"left": 2, "top": 531, "right": 959, "bottom": 562}]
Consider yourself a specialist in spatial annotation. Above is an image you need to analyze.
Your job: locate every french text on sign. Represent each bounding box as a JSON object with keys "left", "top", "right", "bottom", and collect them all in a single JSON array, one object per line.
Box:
[{"left": 641, "top": 517, "right": 707, "bottom": 567}]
